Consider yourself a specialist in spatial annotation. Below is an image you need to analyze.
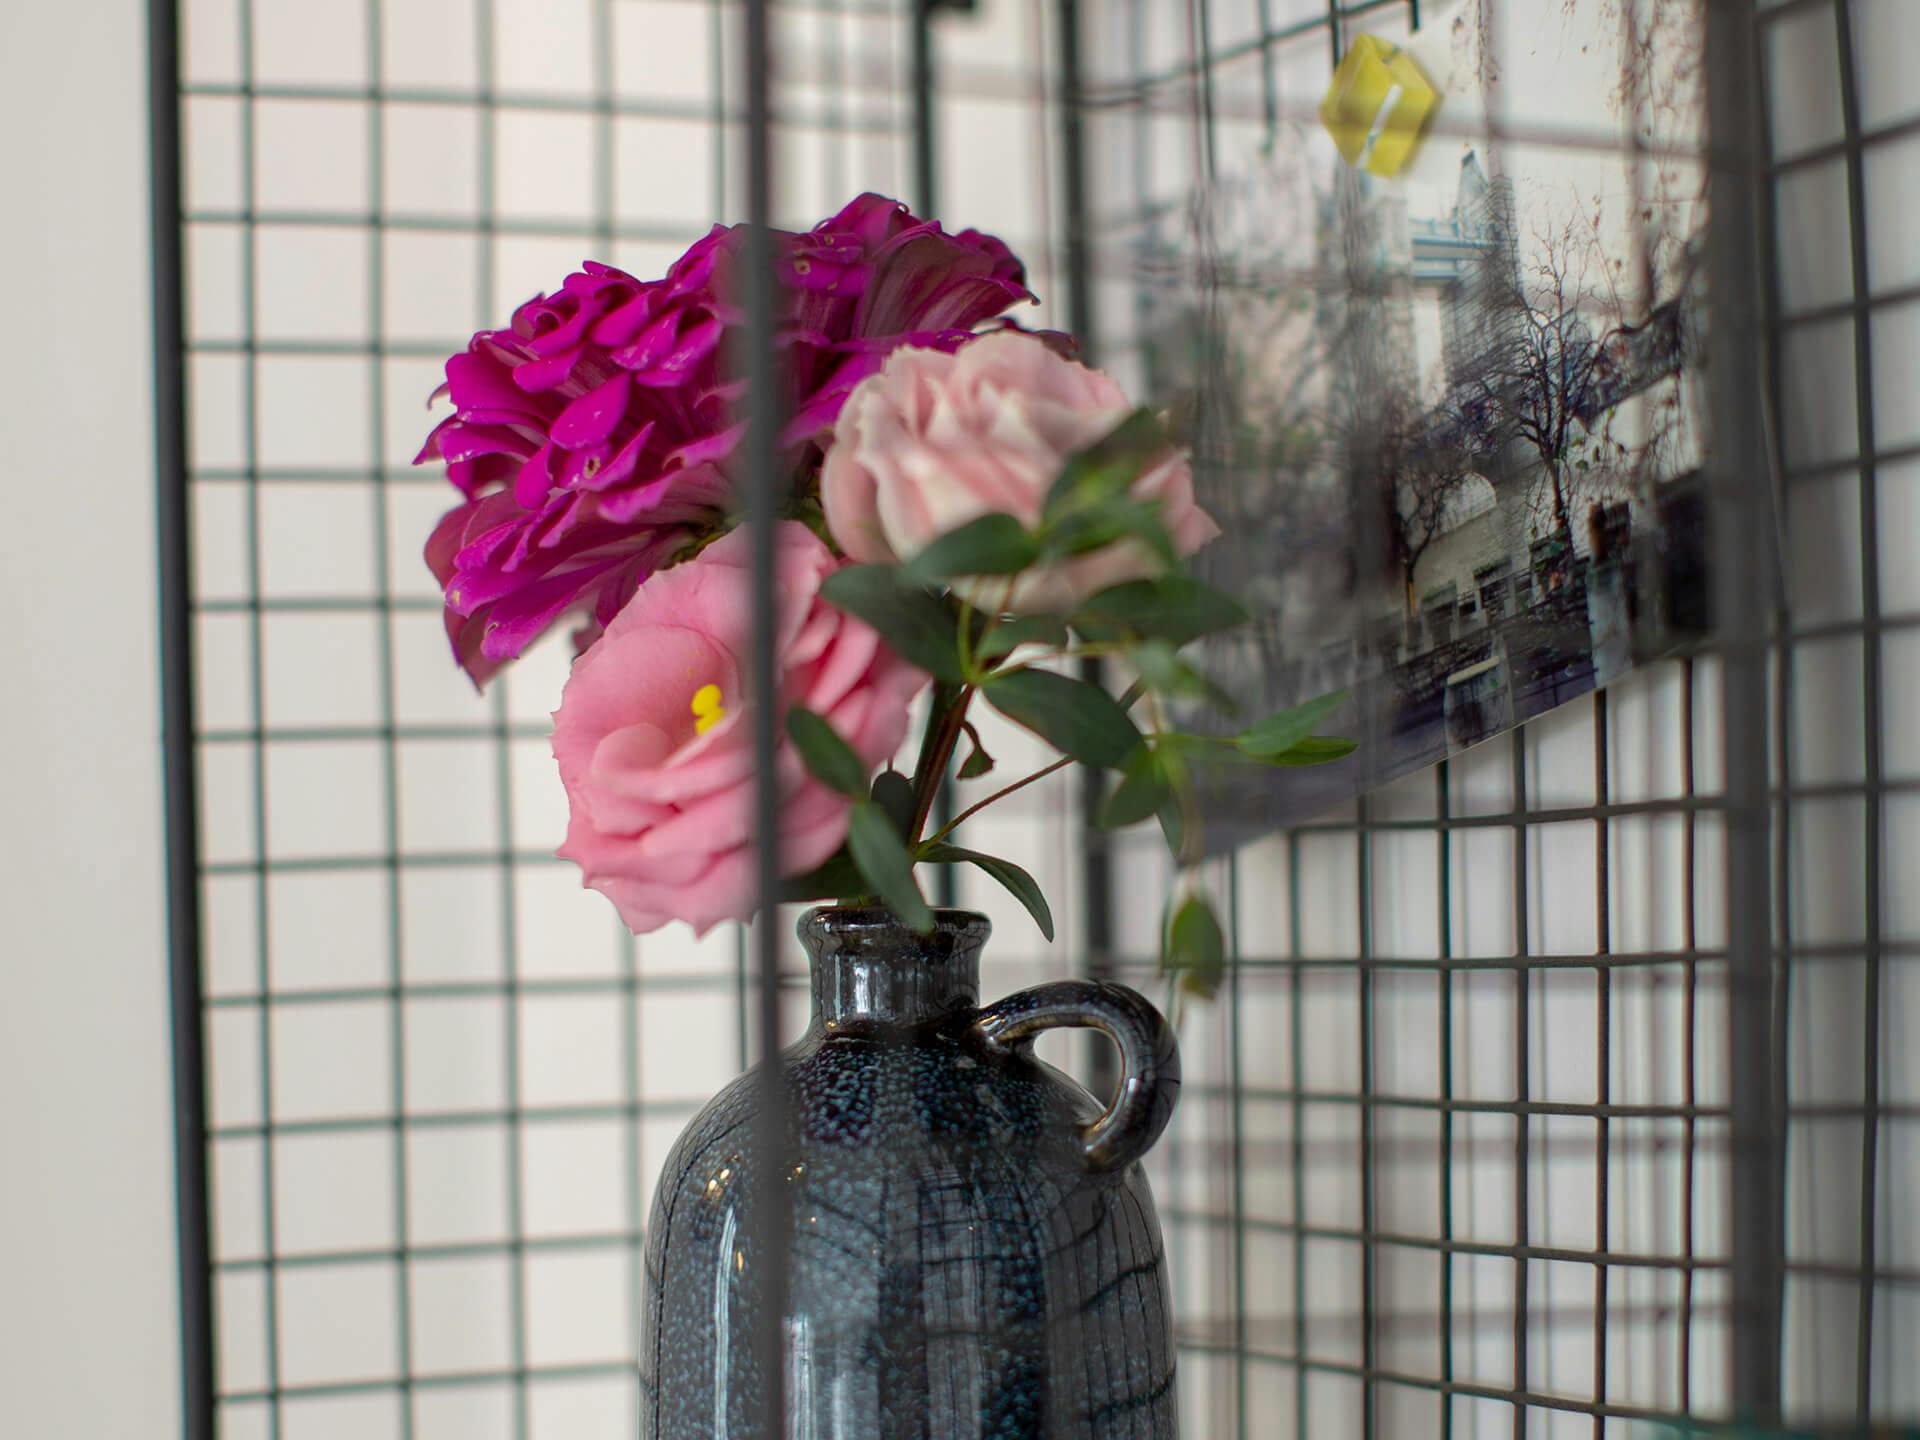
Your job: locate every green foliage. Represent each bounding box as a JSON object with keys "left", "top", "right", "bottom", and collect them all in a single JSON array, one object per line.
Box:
[
  {"left": 1098, "top": 748, "right": 1171, "bottom": 829},
  {"left": 1235, "top": 690, "right": 1350, "bottom": 761},
  {"left": 785, "top": 706, "right": 868, "bottom": 797},
  {"left": 1039, "top": 500, "right": 1177, "bottom": 569},
  {"left": 780, "top": 849, "right": 867, "bottom": 903},
  {"left": 955, "top": 730, "right": 996, "bottom": 780},
  {"left": 1029, "top": 411, "right": 1181, "bottom": 571},
  {"left": 794, "top": 411, "right": 1361, "bottom": 963},
  {"left": 1156, "top": 793, "right": 1190, "bottom": 863},
  {"left": 869, "top": 769, "right": 916, "bottom": 836},
  {"left": 1163, "top": 893, "right": 1226, "bottom": 998},
  {"left": 1258, "top": 734, "right": 1358, "bottom": 766},
  {"left": 1127, "top": 642, "right": 1236, "bottom": 710},
  {"left": 1070, "top": 576, "right": 1249, "bottom": 646},
  {"left": 1042, "top": 409, "right": 1169, "bottom": 519},
  {"left": 982, "top": 667, "right": 1145, "bottom": 769},
  {"left": 917, "top": 843, "right": 1054, "bottom": 940},
  {"left": 820, "top": 566, "right": 968, "bottom": 683},
  {"left": 902, "top": 513, "right": 1040, "bottom": 583},
  {"left": 847, "top": 802, "right": 932, "bottom": 934},
  {"left": 974, "top": 614, "right": 1070, "bottom": 663}
]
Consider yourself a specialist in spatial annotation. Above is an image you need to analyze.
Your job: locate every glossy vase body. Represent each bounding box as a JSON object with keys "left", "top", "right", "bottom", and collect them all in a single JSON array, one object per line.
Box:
[{"left": 639, "top": 908, "right": 1182, "bottom": 1439}]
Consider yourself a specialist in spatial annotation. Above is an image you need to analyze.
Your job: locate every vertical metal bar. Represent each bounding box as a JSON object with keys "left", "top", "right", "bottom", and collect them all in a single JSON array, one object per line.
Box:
[
  {"left": 1056, "top": 0, "right": 1094, "bottom": 366},
  {"left": 1253, "top": 0, "right": 1277, "bottom": 137},
  {"left": 1228, "top": 856, "right": 1249, "bottom": 1438},
  {"left": 909, "top": 0, "right": 959, "bottom": 909},
  {"left": 1706, "top": 0, "right": 1784, "bottom": 1421},
  {"left": 1190, "top": 0, "right": 1217, "bottom": 177},
  {"left": 910, "top": 0, "right": 936, "bottom": 217},
  {"left": 1356, "top": 801, "right": 1378, "bottom": 1440},
  {"left": 1753, "top": 4, "right": 1797, "bottom": 1424},
  {"left": 1591, "top": 692, "right": 1612, "bottom": 1438},
  {"left": 1509, "top": 733, "right": 1531, "bottom": 1440},
  {"left": 467, "top": 6, "right": 532, "bottom": 1437},
  {"left": 1437, "top": 760, "right": 1455, "bottom": 1440},
  {"left": 149, "top": 0, "right": 216, "bottom": 1434},
  {"left": 821, "top": 0, "right": 846, "bottom": 207},
  {"left": 1056, "top": 0, "right": 1119, "bottom": 1096},
  {"left": 587, "top": 0, "right": 650, "bottom": 1402},
  {"left": 1288, "top": 831, "right": 1310, "bottom": 1437},
  {"left": 234, "top": 3, "right": 283, "bottom": 1434},
  {"left": 742, "top": 0, "right": 791, "bottom": 1433},
  {"left": 712, "top": 0, "right": 752, "bottom": 1076},
  {"left": 1680, "top": 658, "right": 1700, "bottom": 1411},
  {"left": 1828, "top": 2, "right": 1886, "bottom": 1421},
  {"left": 362, "top": 7, "right": 418, "bottom": 1435}
]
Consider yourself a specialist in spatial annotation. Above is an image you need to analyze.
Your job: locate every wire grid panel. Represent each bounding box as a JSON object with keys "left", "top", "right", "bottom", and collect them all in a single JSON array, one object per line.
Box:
[
  {"left": 1074, "top": 0, "right": 1765, "bottom": 1435},
  {"left": 168, "top": 3, "right": 1920, "bottom": 1440},
  {"left": 1762, "top": 0, "right": 1920, "bottom": 1428},
  {"left": 177, "top": 1, "right": 1090, "bottom": 1438}
]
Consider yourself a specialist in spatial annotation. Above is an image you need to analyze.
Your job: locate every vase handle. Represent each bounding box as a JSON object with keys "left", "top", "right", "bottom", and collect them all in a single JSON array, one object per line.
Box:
[{"left": 972, "top": 980, "right": 1181, "bottom": 1173}]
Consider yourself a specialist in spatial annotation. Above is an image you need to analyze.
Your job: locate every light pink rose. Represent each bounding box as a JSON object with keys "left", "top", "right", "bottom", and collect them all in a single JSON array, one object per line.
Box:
[
  {"left": 821, "top": 330, "right": 1219, "bottom": 612},
  {"left": 551, "top": 522, "right": 927, "bottom": 935}
]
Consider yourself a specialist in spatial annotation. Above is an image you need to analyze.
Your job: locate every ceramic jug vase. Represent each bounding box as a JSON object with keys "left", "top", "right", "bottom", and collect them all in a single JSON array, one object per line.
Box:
[{"left": 639, "top": 906, "right": 1182, "bottom": 1439}]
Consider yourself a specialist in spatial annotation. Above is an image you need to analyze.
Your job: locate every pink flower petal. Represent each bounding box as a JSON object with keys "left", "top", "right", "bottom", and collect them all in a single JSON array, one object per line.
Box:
[
  {"left": 513, "top": 347, "right": 585, "bottom": 392},
  {"left": 513, "top": 442, "right": 557, "bottom": 509},
  {"left": 551, "top": 370, "right": 633, "bottom": 449}
]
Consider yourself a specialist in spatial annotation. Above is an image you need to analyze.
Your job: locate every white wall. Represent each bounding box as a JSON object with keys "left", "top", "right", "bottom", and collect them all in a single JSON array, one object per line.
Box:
[{"left": 0, "top": 3, "right": 186, "bottom": 1440}]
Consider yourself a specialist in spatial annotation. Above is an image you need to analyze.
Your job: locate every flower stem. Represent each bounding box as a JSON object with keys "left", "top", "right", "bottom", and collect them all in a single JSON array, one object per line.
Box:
[
  {"left": 924, "top": 756, "right": 1072, "bottom": 847},
  {"left": 907, "top": 683, "right": 975, "bottom": 846}
]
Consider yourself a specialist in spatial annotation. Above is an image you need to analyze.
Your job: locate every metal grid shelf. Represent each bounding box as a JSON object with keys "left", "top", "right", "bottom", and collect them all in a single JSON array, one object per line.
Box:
[{"left": 149, "top": 0, "right": 1919, "bottom": 1435}]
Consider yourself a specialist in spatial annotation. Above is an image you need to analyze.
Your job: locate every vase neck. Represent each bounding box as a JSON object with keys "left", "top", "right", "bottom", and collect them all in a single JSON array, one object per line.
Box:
[{"left": 798, "top": 907, "right": 991, "bottom": 1027}]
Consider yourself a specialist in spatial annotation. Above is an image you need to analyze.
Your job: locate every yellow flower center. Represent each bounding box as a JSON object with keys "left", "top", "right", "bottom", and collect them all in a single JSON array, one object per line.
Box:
[{"left": 690, "top": 683, "right": 726, "bottom": 735}]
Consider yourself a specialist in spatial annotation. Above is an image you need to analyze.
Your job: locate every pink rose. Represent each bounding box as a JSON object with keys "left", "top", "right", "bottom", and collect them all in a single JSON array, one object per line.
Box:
[
  {"left": 551, "top": 522, "right": 927, "bottom": 935},
  {"left": 821, "top": 330, "right": 1220, "bottom": 612}
]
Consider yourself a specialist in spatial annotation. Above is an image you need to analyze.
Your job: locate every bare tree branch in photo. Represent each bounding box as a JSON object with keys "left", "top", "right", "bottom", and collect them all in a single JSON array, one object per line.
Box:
[
  {"left": 1358, "top": 383, "right": 1477, "bottom": 616},
  {"left": 1447, "top": 208, "right": 1612, "bottom": 555}
]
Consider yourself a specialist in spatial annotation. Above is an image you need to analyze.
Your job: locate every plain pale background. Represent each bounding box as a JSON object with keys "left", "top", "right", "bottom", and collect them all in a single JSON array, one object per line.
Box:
[{"left": 0, "top": 1, "right": 186, "bottom": 1438}]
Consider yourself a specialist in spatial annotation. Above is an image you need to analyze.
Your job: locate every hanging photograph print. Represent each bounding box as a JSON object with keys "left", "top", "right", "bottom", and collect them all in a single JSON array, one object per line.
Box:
[{"left": 1128, "top": 0, "right": 1711, "bottom": 847}]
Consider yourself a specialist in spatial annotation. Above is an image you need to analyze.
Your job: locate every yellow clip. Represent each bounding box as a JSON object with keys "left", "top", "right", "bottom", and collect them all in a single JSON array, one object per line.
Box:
[{"left": 1320, "top": 33, "right": 1439, "bottom": 179}]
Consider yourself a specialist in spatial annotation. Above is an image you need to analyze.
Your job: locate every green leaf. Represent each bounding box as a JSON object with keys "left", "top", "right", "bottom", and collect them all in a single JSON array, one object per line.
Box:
[
  {"left": 1098, "top": 749, "right": 1170, "bottom": 829},
  {"left": 1071, "top": 576, "right": 1250, "bottom": 646},
  {"left": 869, "top": 769, "right": 916, "bottom": 835},
  {"left": 821, "top": 566, "right": 968, "bottom": 683},
  {"left": 1234, "top": 689, "right": 1349, "bottom": 759},
  {"left": 917, "top": 843, "right": 1054, "bottom": 941},
  {"left": 785, "top": 706, "right": 867, "bottom": 797},
  {"left": 780, "top": 849, "right": 868, "bottom": 903},
  {"left": 975, "top": 614, "right": 1070, "bottom": 663},
  {"left": 847, "top": 802, "right": 933, "bottom": 934},
  {"left": 956, "top": 732, "right": 996, "bottom": 780},
  {"left": 1163, "top": 893, "right": 1227, "bottom": 998},
  {"left": 1043, "top": 408, "right": 1169, "bottom": 519},
  {"left": 983, "top": 667, "right": 1146, "bottom": 769},
  {"left": 1039, "top": 499, "right": 1177, "bottom": 569},
  {"left": 1151, "top": 740, "right": 1201, "bottom": 863},
  {"left": 1156, "top": 794, "right": 1190, "bottom": 862},
  {"left": 1128, "top": 642, "right": 1236, "bottom": 710},
  {"left": 902, "top": 513, "right": 1040, "bottom": 583},
  {"left": 1251, "top": 734, "right": 1358, "bottom": 767}
]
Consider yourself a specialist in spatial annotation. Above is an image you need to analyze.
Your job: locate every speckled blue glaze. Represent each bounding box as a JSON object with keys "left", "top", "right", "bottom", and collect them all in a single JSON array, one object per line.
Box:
[{"left": 639, "top": 907, "right": 1181, "bottom": 1439}]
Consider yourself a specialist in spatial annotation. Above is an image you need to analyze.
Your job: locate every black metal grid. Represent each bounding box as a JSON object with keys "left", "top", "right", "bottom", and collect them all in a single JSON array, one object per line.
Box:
[
  {"left": 148, "top": 0, "right": 1920, "bottom": 1436},
  {"left": 1066, "top": 0, "right": 1898, "bottom": 1433},
  {"left": 157, "top": 2, "right": 1084, "bottom": 1437},
  {"left": 1759, "top": 0, "right": 1920, "bottom": 1427}
]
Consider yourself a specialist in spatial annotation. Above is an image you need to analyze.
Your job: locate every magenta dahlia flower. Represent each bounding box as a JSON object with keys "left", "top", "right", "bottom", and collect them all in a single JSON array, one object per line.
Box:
[{"left": 417, "top": 193, "right": 1036, "bottom": 684}]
